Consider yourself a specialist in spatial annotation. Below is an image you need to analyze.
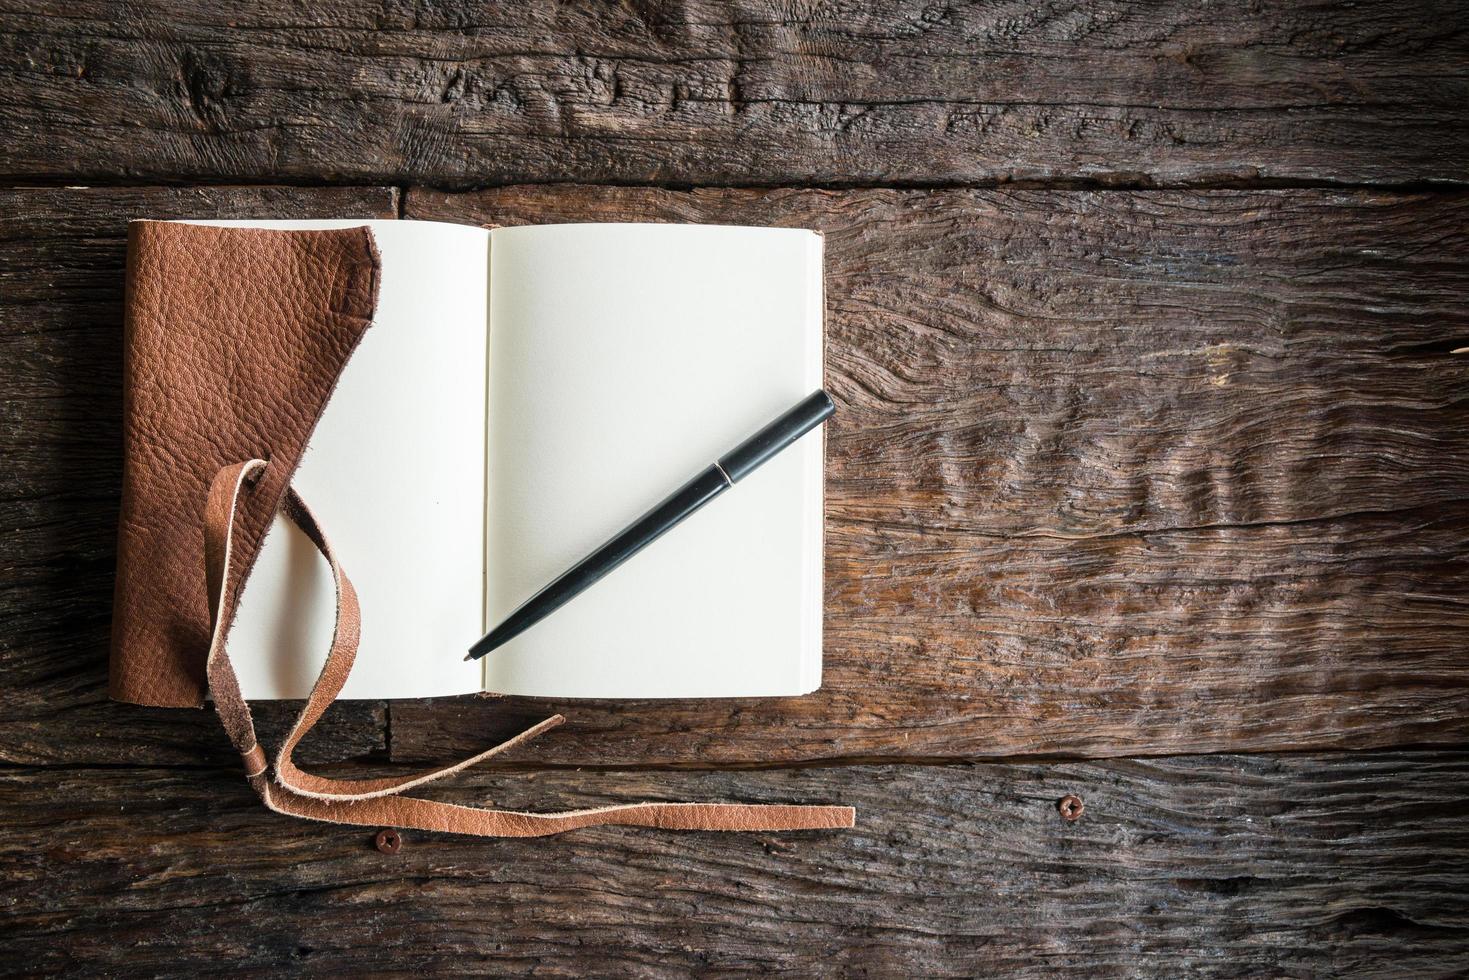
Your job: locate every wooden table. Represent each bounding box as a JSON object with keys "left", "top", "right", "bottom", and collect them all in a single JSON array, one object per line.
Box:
[{"left": 2, "top": 3, "right": 1466, "bottom": 975}]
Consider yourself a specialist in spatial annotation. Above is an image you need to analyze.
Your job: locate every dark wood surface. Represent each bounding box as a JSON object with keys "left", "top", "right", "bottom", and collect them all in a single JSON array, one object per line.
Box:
[
  {"left": 1, "top": 1, "right": 1466, "bottom": 976},
  {"left": 1, "top": 2, "right": 1466, "bottom": 187},
  {"left": 6, "top": 751, "right": 1469, "bottom": 976}
]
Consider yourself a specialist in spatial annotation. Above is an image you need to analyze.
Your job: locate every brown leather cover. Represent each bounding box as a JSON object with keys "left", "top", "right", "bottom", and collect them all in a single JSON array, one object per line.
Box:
[{"left": 110, "top": 221, "right": 380, "bottom": 707}]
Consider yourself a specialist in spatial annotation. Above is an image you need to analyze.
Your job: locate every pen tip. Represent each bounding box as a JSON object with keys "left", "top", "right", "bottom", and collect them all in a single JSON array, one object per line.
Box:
[{"left": 463, "top": 651, "right": 475, "bottom": 662}]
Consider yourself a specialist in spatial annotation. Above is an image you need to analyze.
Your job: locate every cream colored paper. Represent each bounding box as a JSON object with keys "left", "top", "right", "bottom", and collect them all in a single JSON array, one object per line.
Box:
[
  {"left": 483, "top": 223, "right": 824, "bottom": 698},
  {"left": 209, "top": 220, "right": 489, "bottom": 700},
  {"left": 193, "top": 219, "right": 823, "bottom": 701}
]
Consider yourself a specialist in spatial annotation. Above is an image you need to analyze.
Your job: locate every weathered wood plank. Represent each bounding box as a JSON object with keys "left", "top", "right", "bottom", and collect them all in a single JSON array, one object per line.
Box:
[
  {"left": 1, "top": 1, "right": 1466, "bottom": 187},
  {"left": 0, "top": 186, "right": 398, "bottom": 766},
  {"left": 393, "top": 185, "right": 1469, "bottom": 766},
  {"left": 3, "top": 752, "right": 1467, "bottom": 976},
  {"left": 4, "top": 185, "right": 1465, "bottom": 769}
]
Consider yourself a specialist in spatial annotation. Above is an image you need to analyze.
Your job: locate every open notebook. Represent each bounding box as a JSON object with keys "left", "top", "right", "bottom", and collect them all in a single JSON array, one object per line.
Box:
[{"left": 191, "top": 219, "right": 826, "bottom": 700}]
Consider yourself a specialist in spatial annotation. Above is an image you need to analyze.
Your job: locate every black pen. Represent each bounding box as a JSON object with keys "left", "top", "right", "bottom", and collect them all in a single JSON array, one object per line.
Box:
[{"left": 466, "top": 389, "right": 835, "bottom": 661}]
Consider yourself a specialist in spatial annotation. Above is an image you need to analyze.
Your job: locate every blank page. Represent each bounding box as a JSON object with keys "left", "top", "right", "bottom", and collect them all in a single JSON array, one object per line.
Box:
[
  {"left": 484, "top": 223, "right": 824, "bottom": 698},
  {"left": 207, "top": 219, "right": 489, "bottom": 700}
]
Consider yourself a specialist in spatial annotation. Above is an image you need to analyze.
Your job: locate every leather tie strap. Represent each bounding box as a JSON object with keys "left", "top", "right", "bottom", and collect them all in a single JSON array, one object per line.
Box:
[{"left": 203, "top": 460, "right": 855, "bottom": 838}]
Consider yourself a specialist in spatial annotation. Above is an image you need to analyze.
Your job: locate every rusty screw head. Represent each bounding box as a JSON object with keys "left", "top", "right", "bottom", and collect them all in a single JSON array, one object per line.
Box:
[
  {"left": 374, "top": 828, "right": 403, "bottom": 854},
  {"left": 1058, "top": 795, "right": 1084, "bottom": 822}
]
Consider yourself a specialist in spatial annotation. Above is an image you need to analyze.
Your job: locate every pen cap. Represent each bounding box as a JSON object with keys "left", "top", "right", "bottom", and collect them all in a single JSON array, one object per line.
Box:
[{"left": 718, "top": 389, "right": 835, "bottom": 483}]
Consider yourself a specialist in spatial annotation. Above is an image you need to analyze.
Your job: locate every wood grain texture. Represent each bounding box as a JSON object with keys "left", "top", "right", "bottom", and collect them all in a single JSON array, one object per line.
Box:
[
  {"left": 0, "top": 2, "right": 1464, "bottom": 970},
  {"left": 5, "top": 184, "right": 1464, "bottom": 769},
  {"left": 0, "top": 186, "right": 398, "bottom": 766},
  {"left": 1, "top": 1, "right": 1466, "bottom": 188},
  {"left": 4, "top": 751, "right": 1467, "bottom": 976},
  {"left": 395, "top": 185, "right": 1469, "bottom": 766}
]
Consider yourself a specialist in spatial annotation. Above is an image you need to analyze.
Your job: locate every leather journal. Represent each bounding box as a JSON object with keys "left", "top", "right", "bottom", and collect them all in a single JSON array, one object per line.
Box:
[{"left": 111, "top": 219, "right": 853, "bottom": 839}]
